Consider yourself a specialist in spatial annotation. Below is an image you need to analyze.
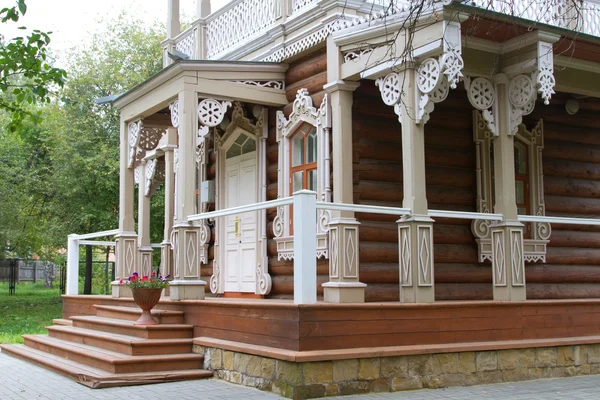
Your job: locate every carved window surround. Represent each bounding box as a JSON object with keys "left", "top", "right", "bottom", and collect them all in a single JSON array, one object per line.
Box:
[
  {"left": 472, "top": 111, "right": 551, "bottom": 263},
  {"left": 211, "top": 102, "right": 272, "bottom": 295},
  {"left": 274, "top": 89, "right": 332, "bottom": 260}
]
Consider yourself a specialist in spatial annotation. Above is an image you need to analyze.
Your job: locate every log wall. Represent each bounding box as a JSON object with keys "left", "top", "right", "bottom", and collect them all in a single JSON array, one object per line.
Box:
[
  {"left": 353, "top": 85, "right": 600, "bottom": 301},
  {"left": 353, "top": 82, "right": 487, "bottom": 301},
  {"left": 525, "top": 93, "right": 600, "bottom": 299}
]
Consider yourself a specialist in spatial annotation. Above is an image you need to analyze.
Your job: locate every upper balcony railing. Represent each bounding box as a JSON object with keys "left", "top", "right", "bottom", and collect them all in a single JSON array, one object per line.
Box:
[{"left": 166, "top": 0, "right": 600, "bottom": 64}]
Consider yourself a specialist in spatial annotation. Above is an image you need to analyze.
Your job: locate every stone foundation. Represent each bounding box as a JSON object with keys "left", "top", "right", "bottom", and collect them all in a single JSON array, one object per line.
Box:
[{"left": 193, "top": 343, "right": 600, "bottom": 399}]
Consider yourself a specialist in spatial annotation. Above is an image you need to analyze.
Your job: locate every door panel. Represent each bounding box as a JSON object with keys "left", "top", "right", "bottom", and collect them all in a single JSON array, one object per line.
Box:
[{"left": 223, "top": 148, "right": 257, "bottom": 293}]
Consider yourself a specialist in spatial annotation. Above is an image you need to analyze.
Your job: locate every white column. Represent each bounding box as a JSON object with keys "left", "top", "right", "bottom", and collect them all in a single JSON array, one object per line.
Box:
[
  {"left": 66, "top": 234, "right": 79, "bottom": 295},
  {"left": 160, "top": 128, "right": 177, "bottom": 281},
  {"left": 293, "top": 190, "right": 317, "bottom": 304},
  {"left": 138, "top": 159, "right": 153, "bottom": 277},
  {"left": 167, "top": 0, "right": 181, "bottom": 39},
  {"left": 490, "top": 74, "right": 526, "bottom": 301},
  {"left": 113, "top": 119, "right": 137, "bottom": 298},
  {"left": 396, "top": 66, "right": 435, "bottom": 304},
  {"left": 322, "top": 80, "right": 366, "bottom": 303},
  {"left": 170, "top": 90, "right": 206, "bottom": 301},
  {"left": 197, "top": 0, "right": 210, "bottom": 18}
]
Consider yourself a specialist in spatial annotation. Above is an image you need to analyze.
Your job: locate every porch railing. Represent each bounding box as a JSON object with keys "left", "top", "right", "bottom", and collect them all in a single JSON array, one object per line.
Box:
[
  {"left": 66, "top": 230, "right": 160, "bottom": 296},
  {"left": 188, "top": 190, "right": 600, "bottom": 304},
  {"left": 468, "top": 0, "right": 600, "bottom": 37}
]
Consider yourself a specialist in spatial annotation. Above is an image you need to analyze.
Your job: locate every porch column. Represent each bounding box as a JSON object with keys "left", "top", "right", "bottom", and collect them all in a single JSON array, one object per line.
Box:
[
  {"left": 490, "top": 74, "right": 526, "bottom": 301},
  {"left": 170, "top": 90, "right": 207, "bottom": 300},
  {"left": 167, "top": 0, "right": 180, "bottom": 38},
  {"left": 113, "top": 119, "right": 137, "bottom": 298},
  {"left": 160, "top": 128, "right": 177, "bottom": 281},
  {"left": 322, "top": 80, "right": 366, "bottom": 303},
  {"left": 396, "top": 66, "right": 435, "bottom": 303},
  {"left": 197, "top": 0, "right": 210, "bottom": 18},
  {"left": 137, "top": 159, "right": 153, "bottom": 277}
]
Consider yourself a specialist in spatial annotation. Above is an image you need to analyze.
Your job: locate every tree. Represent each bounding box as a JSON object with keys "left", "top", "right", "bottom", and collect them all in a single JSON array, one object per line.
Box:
[
  {"left": 0, "top": 0, "right": 67, "bottom": 131},
  {"left": 0, "top": 11, "right": 164, "bottom": 259}
]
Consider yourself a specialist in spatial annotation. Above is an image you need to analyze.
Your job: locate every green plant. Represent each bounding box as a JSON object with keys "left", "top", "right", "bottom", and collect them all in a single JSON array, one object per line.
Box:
[{"left": 121, "top": 271, "right": 169, "bottom": 289}]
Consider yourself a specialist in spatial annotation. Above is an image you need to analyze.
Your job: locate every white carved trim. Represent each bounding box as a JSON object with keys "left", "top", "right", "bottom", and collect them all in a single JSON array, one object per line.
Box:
[
  {"left": 398, "top": 225, "right": 411, "bottom": 287},
  {"left": 144, "top": 159, "right": 157, "bottom": 197},
  {"left": 492, "top": 229, "right": 506, "bottom": 287},
  {"left": 472, "top": 111, "right": 550, "bottom": 264},
  {"left": 537, "top": 41, "right": 555, "bottom": 105},
  {"left": 417, "top": 224, "right": 433, "bottom": 287},
  {"left": 183, "top": 229, "right": 199, "bottom": 278},
  {"left": 124, "top": 239, "right": 136, "bottom": 278},
  {"left": 274, "top": 89, "right": 331, "bottom": 260},
  {"left": 198, "top": 99, "right": 232, "bottom": 127},
  {"left": 171, "top": 229, "right": 179, "bottom": 278},
  {"left": 232, "top": 80, "right": 284, "bottom": 90},
  {"left": 128, "top": 120, "right": 141, "bottom": 168},
  {"left": 210, "top": 260, "right": 220, "bottom": 294},
  {"left": 169, "top": 100, "right": 180, "bottom": 128},
  {"left": 510, "top": 228, "right": 525, "bottom": 286}
]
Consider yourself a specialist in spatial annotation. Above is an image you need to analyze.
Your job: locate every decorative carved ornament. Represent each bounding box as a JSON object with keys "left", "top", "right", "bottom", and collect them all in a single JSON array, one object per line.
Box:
[
  {"left": 374, "top": 21, "right": 462, "bottom": 125},
  {"left": 465, "top": 41, "right": 555, "bottom": 136},
  {"left": 274, "top": 89, "right": 332, "bottom": 261},
  {"left": 144, "top": 158, "right": 157, "bottom": 197},
  {"left": 472, "top": 111, "right": 550, "bottom": 263},
  {"left": 210, "top": 102, "right": 272, "bottom": 295},
  {"left": 128, "top": 120, "right": 141, "bottom": 168},
  {"left": 232, "top": 80, "right": 284, "bottom": 90}
]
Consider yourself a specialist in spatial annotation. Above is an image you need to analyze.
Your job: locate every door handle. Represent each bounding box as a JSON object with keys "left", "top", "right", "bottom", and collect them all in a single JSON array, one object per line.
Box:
[{"left": 235, "top": 216, "right": 240, "bottom": 237}]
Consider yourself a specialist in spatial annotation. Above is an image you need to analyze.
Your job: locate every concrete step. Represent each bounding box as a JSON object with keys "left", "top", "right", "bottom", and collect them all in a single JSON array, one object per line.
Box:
[
  {"left": 94, "top": 305, "right": 185, "bottom": 324},
  {"left": 0, "top": 344, "right": 212, "bottom": 388},
  {"left": 70, "top": 316, "right": 194, "bottom": 339},
  {"left": 47, "top": 325, "right": 193, "bottom": 356},
  {"left": 22, "top": 335, "right": 204, "bottom": 374}
]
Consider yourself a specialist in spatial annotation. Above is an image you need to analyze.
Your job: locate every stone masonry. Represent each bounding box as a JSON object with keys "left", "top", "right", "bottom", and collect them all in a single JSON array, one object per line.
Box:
[{"left": 193, "top": 343, "right": 600, "bottom": 399}]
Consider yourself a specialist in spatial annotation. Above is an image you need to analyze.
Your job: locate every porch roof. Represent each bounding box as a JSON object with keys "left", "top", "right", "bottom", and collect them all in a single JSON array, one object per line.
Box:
[{"left": 114, "top": 60, "right": 289, "bottom": 121}]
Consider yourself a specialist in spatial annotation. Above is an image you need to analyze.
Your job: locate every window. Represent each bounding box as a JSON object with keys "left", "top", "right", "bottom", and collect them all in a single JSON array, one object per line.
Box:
[
  {"left": 472, "top": 111, "right": 550, "bottom": 263},
  {"left": 290, "top": 123, "right": 318, "bottom": 193},
  {"left": 274, "top": 89, "right": 331, "bottom": 260}
]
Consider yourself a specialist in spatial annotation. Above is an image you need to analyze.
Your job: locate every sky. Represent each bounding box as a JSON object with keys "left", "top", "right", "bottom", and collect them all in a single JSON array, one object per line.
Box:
[{"left": 1, "top": 0, "right": 228, "bottom": 62}]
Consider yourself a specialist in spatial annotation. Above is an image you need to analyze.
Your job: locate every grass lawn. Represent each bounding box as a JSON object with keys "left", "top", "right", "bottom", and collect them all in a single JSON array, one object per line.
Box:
[{"left": 0, "top": 282, "right": 63, "bottom": 344}]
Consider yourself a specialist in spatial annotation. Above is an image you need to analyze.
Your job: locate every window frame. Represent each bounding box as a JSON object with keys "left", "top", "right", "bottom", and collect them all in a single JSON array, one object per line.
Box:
[{"left": 472, "top": 110, "right": 550, "bottom": 263}]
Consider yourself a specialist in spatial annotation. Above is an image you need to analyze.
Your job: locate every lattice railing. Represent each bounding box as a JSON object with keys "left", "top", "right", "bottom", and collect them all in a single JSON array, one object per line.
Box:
[
  {"left": 469, "top": 0, "right": 600, "bottom": 37},
  {"left": 174, "top": 28, "right": 196, "bottom": 59},
  {"left": 206, "top": 0, "right": 282, "bottom": 59}
]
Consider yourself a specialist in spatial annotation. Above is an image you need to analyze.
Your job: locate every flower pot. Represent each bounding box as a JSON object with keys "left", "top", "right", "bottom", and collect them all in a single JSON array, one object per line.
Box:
[{"left": 131, "top": 287, "right": 163, "bottom": 325}]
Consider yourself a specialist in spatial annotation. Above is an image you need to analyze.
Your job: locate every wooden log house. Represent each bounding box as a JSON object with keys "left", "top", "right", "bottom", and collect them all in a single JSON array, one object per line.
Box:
[{"left": 5, "top": 0, "right": 600, "bottom": 398}]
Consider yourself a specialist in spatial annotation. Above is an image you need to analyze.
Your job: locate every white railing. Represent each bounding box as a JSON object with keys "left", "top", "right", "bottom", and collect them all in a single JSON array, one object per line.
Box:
[
  {"left": 174, "top": 27, "right": 197, "bottom": 59},
  {"left": 66, "top": 229, "right": 160, "bottom": 296},
  {"left": 469, "top": 0, "right": 600, "bottom": 37}
]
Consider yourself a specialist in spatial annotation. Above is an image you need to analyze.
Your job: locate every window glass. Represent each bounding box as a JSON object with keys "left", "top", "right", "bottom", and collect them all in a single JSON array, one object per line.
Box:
[
  {"left": 514, "top": 140, "right": 527, "bottom": 175},
  {"left": 293, "top": 171, "right": 304, "bottom": 192},
  {"left": 226, "top": 145, "right": 242, "bottom": 159},
  {"left": 515, "top": 180, "right": 525, "bottom": 204},
  {"left": 307, "top": 128, "right": 317, "bottom": 163},
  {"left": 242, "top": 137, "right": 256, "bottom": 153},
  {"left": 235, "top": 134, "right": 247, "bottom": 145},
  {"left": 292, "top": 134, "right": 305, "bottom": 167},
  {"left": 308, "top": 169, "right": 317, "bottom": 191}
]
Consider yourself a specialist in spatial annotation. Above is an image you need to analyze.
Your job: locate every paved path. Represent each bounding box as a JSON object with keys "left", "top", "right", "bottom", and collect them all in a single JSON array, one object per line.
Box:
[{"left": 1, "top": 351, "right": 598, "bottom": 399}]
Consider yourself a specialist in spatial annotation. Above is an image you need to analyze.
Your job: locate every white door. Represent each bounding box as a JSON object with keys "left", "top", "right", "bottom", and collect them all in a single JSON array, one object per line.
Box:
[{"left": 224, "top": 138, "right": 257, "bottom": 293}]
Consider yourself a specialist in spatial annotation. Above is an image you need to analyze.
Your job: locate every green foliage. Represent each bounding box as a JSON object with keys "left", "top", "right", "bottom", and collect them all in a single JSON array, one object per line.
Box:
[
  {"left": 0, "top": 282, "right": 62, "bottom": 344},
  {"left": 0, "top": 0, "right": 67, "bottom": 131},
  {"left": 0, "top": 11, "right": 165, "bottom": 259}
]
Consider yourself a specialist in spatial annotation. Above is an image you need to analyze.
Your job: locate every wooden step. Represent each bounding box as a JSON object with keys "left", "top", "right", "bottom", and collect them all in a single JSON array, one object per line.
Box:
[
  {"left": 47, "top": 325, "right": 193, "bottom": 356},
  {"left": 94, "top": 305, "right": 185, "bottom": 324},
  {"left": 0, "top": 344, "right": 212, "bottom": 388},
  {"left": 70, "top": 316, "right": 193, "bottom": 339},
  {"left": 22, "top": 335, "right": 204, "bottom": 374},
  {"left": 52, "top": 318, "right": 73, "bottom": 326}
]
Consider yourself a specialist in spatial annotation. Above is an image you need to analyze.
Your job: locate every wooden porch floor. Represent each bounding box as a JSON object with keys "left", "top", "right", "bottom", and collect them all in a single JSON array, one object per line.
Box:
[{"left": 62, "top": 296, "right": 600, "bottom": 361}]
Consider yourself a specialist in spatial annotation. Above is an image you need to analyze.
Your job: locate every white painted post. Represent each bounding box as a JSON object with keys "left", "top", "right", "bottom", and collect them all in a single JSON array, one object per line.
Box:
[
  {"left": 66, "top": 234, "right": 79, "bottom": 295},
  {"left": 293, "top": 190, "right": 317, "bottom": 304}
]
